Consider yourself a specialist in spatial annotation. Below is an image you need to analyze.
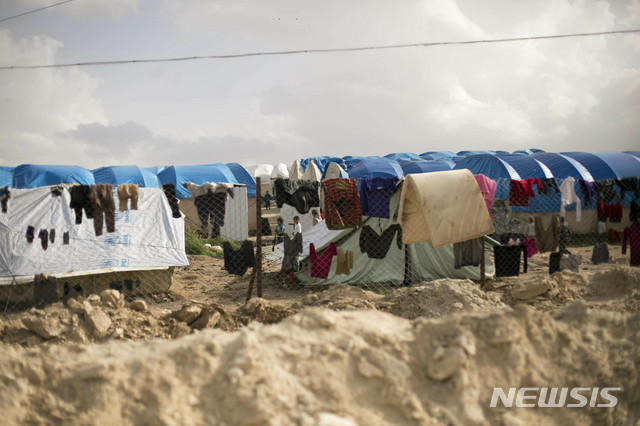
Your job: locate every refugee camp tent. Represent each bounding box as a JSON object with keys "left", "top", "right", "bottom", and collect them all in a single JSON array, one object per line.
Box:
[
  {"left": 276, "top": 182, "right": 494, "bottom": 286},
  {"left": 624, "top": 151, "right": 640, "bottom": 160},
  {"left": 322, "top": 162, "right": 348, "bottom": 180},
  {"left": 399, "top": 160, "right": 453, "bottom": 176},
  {"left": 453, "top": 154, "right": 520, "bottom": 199},
  {"left": 384, "top": 152, "right": 421, "bottom": 161},
  {"left": 226, "top": 163, "right": 256, "bottom": 198},
  {"left": 530, "top": 153, "right": 594, "bottom": 181},
  {"left": 0, "top": 166, "right": 13, "bottom": 187},
  {"left": 561, "top": 152, "right": 640, "bottom": 181},
  {"left": 12, "top": 164, "right": 95, "bottom": 188},
  {"left": 346, "top": 157, "right": 404, "bottom": 180},
  {"left": 513, "top": 149, "right": 545, "bottom": 155},
  {"left": 92, "top": 165, "right": 161, "bottom": 188},
  {"left": 419, "top": 151, "right": 457, "bottom": 161},
  {"left": 289, "top": 160, "right": 304, "bottom": 180},
  {"left": 300, "top": 156, "right": 346, "bottom": 175},
  {"left": 302, "top": 161, "right": 322, "bottom": 182},
  {"left": 271, "top": 163, "right": 290, "bottom": 179},
  {"left": 157, "top": 164, "right": 248, "bottom": 241}
]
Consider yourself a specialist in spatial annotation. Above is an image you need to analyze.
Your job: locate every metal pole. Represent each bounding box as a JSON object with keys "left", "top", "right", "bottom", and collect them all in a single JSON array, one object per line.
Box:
[
  {"left": 255, "top": 177, "right": 263, "bottom": 298},
  {"left": 480, "top": 238, "right": 486, "bottom": 287}
]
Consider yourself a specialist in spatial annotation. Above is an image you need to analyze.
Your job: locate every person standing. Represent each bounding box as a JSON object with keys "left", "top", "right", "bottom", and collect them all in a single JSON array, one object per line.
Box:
[
  {"left": 312, "top": 209, "right": 322, "bottom": 226},
  {"left": 273, "top": 216, "right": 285, "bottom": 251},
  {"left": 263, "top": 191, "right": 273, "bottom": 210},
  {"left": 292, "top": 215, "right": 302, "bottom": 236}
]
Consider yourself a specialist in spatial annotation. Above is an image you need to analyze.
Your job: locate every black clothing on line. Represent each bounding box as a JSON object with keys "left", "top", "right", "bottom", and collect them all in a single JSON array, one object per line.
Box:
[
  {"left": 453, "top": 238, "right": 483, "bottom": 269},
  {"left": 223, "top": 241, "right": 255, "bottom": 276},
  {"left": 273, "top": 178, "right": 320, "bottom": 214},
  {"left": 359, "top": 224, "right": 402, "bottom": 259},
  {"left": 162, "top": 184, "right": 182, "bottom": 218},
  {"left": 194, "top": 192, "right": 227, "bottom": 228},
  {"left": 69, "top": 185, "right": 93, "bottom": 224}
]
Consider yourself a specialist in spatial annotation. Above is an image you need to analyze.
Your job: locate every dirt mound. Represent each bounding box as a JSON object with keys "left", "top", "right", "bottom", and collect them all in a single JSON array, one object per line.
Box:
[
  {"left": 240, "top": 297, "right": 297, "bottom": 324},
  {"left": 0, "top": 307, "right": 638, "bottom": 425},
  {"left": 296, "top": 283, "right": 383, "bottom": 311},
  {"left": 381, "top": 279, "right": 507, "bottom": 319},
  {"left": 589, "top": 267, "right": 640, "bottom": 298}
]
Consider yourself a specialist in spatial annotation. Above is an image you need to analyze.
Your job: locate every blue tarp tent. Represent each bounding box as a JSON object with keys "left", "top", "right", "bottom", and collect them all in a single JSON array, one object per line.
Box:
[
  {"left": 346, "top": 157, "right": 404, "bottom": 180},
  {"left": 0, "top": 167, "right": 13, "bottom": 187},
  {"left": 623, "top": 151, "right": 640, "bottom": 160},
  {"left": 157, "top": 164, "right": 239, "bottom": 199},
  {"left": 384, "top": 152, "right": 422, "bottom": 161},
  {"left": 531, "top": 153, "right": 593, "bottom": 181},
  {"left": 300, "top": 157, "right": 347, "bottom": 174},
  {"left": 561, "top": 152, "right": 640, "bottom": 181},
  {"left": 513, "top": 148, "right": 545, "bottom": 155},
  {"left": 453, "top": 154, "right": 521, "bottom": 199},
  {"left": 12, "top": 164, "right": 95, "bottom": 188},
  {"left": 419, "top": 151, "right": 457, "bottom": 161},
  {"left": 399, "top": 160, "right": 453, "bottom": 175},
  {"left": 494, "top": 154, "right": 553, "bottom": 179},
  {"left": 226, "top": 163, "right": 256, "bottom": 198},
  {"left": 92, "top": 165, "right": 161, "bottom": 188}
]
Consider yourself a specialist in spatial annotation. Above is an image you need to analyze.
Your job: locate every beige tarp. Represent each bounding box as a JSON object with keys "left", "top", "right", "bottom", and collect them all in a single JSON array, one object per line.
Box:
[{"left": 398, "top": 170, "right": 494, "bottom": 247}]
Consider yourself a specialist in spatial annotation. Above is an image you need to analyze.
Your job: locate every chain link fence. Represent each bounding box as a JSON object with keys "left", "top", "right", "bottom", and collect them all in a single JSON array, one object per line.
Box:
[{"left": 1, "top": 175, "right": 639, "bottom": 317}]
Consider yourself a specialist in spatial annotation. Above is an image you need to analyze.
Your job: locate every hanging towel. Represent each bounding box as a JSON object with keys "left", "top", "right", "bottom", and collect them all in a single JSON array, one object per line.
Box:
[
  {"left": 335, "top": 248, "right": 354, "bottom": 275},
  {"left": 534, "top": 215, "right": 561, "bottom": 253},
  {"left": 559, "top": 177, "right": 581, "bottom": 222},
  {"left": 474, "top": 174, "right": 497, "bottom": 211},
  {"left": 509, "top": 178, "right": 543, "bottom": 207},
  {"left": 309, "top": 242, "right": 338, "bottom": 278}
]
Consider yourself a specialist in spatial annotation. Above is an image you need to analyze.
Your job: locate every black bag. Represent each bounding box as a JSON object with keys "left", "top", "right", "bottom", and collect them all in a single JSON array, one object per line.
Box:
[{"left": 494, "top": 245, "right": 527, "bottom": 277}]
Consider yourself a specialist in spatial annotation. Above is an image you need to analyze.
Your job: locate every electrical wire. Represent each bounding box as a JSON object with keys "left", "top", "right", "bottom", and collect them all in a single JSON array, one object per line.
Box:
[
  {"left": 1, "top": 28, "right": 639, "bottom": 70},
  {"left": 0, "top": 0, "right": 75, "bottom": 23}
]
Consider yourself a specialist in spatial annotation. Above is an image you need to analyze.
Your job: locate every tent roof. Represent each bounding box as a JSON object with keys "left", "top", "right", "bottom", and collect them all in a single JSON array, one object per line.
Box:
[
  {"left": 271, "top": 163, "right": 289, "bottom": 179},
  {"left": 419, "top": 151, "right": 457, "bottom": 160},
  {"left": 346, "top": 157, "right": 404, "bottom": 180},
  {"left": 92, "top": 165, "right": 160, "bottom": 188},
  {"left": 561, "top": 152, "right": 640, "bottom": 180},
  {"left": 531, "top": 153, "right": 594, "bottom": 181},
  {"left": 226, "top": 163, "right": 256, "bottom": 197},
  {"left": 384, "top": 152, "right": 422, "bottom": 161},
  {"left": 494, "top": 154, "right": 553, "bottom": 179},
  {"left": 157, "top": 164, "right": 238, "bottom": 198},
  {"left": 399, "top": 160, "right": 453, "bottom": 175},
  {"left": 300, "top": 156, "right": 346, "bottom": 174},
  {"left": 302, "top": 161, "right": 322, "bottom": 182},
  {"left": 453, "top": 154, "right": 521, "bottom": 181},
  {"left": 322, "top": 162, "right": 348, "bottom": 180},
  {"left": 12, "top": 164, "right": 95, "bottom": 188},
  {"left": 623, "top": 151, "right": 640, "bottom": 159},
  {"left": 0, "top": 166, "right": 13, "bottom": 187}
]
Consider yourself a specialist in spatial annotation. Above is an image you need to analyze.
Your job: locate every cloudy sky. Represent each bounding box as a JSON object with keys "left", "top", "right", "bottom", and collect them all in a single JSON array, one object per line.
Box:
[{"left": 1, "top": 0, "right": 639, "bottom": 169}]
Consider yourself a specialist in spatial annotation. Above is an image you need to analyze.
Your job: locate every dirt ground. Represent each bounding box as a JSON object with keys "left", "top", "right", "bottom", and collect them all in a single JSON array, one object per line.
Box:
[{"left": 1, "top": 243, "right": 639, "bottom": 425}]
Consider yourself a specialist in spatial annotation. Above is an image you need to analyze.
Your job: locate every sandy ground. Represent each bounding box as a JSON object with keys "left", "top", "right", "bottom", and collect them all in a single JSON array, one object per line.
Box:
[{"left": 1, "top": 243, "right": 639, "bottom": 425}]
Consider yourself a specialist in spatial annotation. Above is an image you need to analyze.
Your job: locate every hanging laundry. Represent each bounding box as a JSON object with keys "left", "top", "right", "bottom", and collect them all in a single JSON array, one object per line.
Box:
[
  {"left": 560, "top": 177, "right": 581, "bottom": 222},
  {"left": 162, "top": 184, "right": 182, "bottom": 218},
  {"left": 63, "top": 232, "right": 70, "bottom": 245},
  {"left": 89, "top": 184, "right": 116, "bottom": 237},
  {"left": 537, "top": 178, "right": 560, "bottom": 195},
  {"left": 615, "top": 177, "right": 640, "bottom": 199},
  {"left": 323, "top": 178, "right": 362, "bottom": 230},
  {"left": 184, "top": 182, "right": 235, "bottom": 198},
  {"left": 223, "top": 240, "right": 255, "bottom": 276},
  {"left": 534, "top": 215, "right": 561, "bottom": 253},
  {"left": 0, "top": 186, "right": 9, "bottom": 213},
  {"left": 359, "top": 224, "right": 402, "bottom": 259},
  {"left": 631, "top": 201, "right": 639, "bottom": 222},
  {"left": 26, "top": 225, "right": 35, "bottom": 243},
  {"left": 494, "top": 245, "right": 527, "bottom": 277},
  {"left": 360, "top": 177, "right": 399, "bottom": 219},
  {"left": 282, "top": 233, "right": 303, "bottom": 272},
  {"left": 335, "top": 248, "right": 354, "bottom": 275},
  {"left": 69, "top": 185, "right": 93, "bottom": 224},
  {"left": 38, "top": 229, "right": 48, "bottom": 250},
  {"left": 117, "top": 184, "right": 139, "bottom": 211},
  {"left": 273, "top": 179, "right": 320, "bottom": 214},
  {"left": 474, "top": 174, "right": 497, "bottom": 211},
  {"left": 578, "top": 180, "right": 598, "bottom": 206},
  {"left": 309, "top": 242, "right": 338, "bottom": 278},
  {"left": 509, "top": 178, "right": 543, "bottom": 207},
  {"left": 604, "top": 203, "right": 623, "bottom": 223},
  {"left": 49, "top": 229, "right": 55, "bottom": 244},
  {"left": 622, "top": 221, "right": 640, "bottom": 267},
  {"left": 596, "top": 180, "right": 617, "bottom": 203},
  {"left": 597, "top": 201, "right": 605, "bottom": 221},
  {"left": 453, "top": 237, "right": 483, "bottom": 269},
  {"left": 194, "top": 192, "right": 227, "bottom": 228}
]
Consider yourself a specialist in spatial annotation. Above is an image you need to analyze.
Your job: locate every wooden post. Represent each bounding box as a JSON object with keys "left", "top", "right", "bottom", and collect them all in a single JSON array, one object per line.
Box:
[{"left": 480, "top": 237, "right": 486, "bottom": 287}]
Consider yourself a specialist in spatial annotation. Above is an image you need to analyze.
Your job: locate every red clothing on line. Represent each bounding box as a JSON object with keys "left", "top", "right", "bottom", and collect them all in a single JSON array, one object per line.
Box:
[
  {"left": 323, "top": 178, "right": 362, "bottom": 230},
  {"left": 509, "top": 178, "right": 543, "bottom": 207},
  {"left": 309, "top": 242, "right": 338, "bottom": 279},
  {"left": 474, "top": 174, "right": 497, "bottom": 211}
]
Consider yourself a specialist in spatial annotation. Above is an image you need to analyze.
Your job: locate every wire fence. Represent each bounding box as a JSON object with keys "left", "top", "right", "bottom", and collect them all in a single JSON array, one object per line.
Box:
[{"left": 1, "top": 175, "right": 639, "bottom": 318}]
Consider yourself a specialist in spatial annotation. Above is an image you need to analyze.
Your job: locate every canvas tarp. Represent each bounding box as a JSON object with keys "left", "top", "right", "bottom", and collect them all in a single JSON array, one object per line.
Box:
[
  {"left": 398, "top": 170, "right": 494, "bottom": 247},
  {"left": 0, "top": 186, "right": 188, "bottom": 279}
]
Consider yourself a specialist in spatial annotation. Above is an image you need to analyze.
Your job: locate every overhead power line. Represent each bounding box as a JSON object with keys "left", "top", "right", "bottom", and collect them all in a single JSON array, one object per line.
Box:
[
  {"left": 1, "top": 28, "right": 639, "bottom": 70},
  {"left": 0, "top": 0, "right": 75, "bottom": 23}
]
